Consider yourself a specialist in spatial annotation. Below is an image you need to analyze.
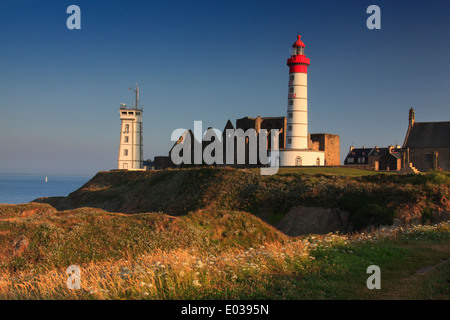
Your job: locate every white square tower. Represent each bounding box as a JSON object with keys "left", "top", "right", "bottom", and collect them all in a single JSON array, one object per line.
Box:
[{"left": 118, "top": 85, "right": 143, "bottom": 170}]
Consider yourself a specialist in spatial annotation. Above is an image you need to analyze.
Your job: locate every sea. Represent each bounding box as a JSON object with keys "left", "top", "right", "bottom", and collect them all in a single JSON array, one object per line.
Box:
[{"left": 0, "top": 173, "right": 92, "bottom": 204}]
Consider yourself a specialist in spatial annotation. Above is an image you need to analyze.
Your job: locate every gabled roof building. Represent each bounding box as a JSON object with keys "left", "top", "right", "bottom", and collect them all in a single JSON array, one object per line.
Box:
[{"left": 402, "top": 108, "right": 450, "bottom": 172}]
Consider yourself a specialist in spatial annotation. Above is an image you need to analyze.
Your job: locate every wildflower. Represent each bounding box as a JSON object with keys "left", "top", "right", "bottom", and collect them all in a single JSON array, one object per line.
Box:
[
  {"left": 120, "top": 268, "right": 130, "bottom": 279},
  {"left": 143, "top": 292, "right": 149, "bottom": 296},
  {"left": 192, "top": 280, "right": 201, "bottom": 287}
]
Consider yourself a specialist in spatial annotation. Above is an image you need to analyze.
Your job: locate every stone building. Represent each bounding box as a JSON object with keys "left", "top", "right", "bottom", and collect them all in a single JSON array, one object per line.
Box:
[
  {"left": 344, "top": 145, "right": 401, "bottom": 171},
  {"left": 344, "top": 146, "right": 372, "bottom": 166},
  {"left": 369, "top": 146, "right": 402, "bottom": 171},
  {"left": 166, "top": 115, "right": 341, "bottom": 168},
  {"left": 236, "top": 116, "right": 287, "bottom": 150},
  {"left": 402, "top": 108, "right": 450, "bottom": 172}
]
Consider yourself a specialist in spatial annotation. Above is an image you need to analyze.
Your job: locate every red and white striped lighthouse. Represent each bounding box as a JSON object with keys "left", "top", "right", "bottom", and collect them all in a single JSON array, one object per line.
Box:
[
  {"left": 279, "top": 34, "right": 324, "bottom": 167},
  {"left": 286, "top": 35, "right": 310, "bottom": 150}
]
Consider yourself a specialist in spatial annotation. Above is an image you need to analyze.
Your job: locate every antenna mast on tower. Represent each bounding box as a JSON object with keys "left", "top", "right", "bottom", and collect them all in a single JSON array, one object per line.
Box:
[{"left": 129, "top": 83, "right": 140, "bottom": 110}]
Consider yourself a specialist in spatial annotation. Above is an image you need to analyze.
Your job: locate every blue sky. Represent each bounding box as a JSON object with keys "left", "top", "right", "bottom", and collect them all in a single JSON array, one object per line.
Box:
[{"left": 1, "top": 0, "right": 449, "bottom": 175}]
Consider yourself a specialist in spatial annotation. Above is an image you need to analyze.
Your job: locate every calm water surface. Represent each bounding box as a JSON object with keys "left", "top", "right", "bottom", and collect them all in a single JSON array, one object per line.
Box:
[{"left": 0, "top": 174, "right": 91, "bottom": 204}]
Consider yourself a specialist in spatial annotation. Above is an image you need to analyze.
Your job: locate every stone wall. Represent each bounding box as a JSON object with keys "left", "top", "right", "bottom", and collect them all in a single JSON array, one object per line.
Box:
[
  {"left": 403, "top": 147, "right": 450, "bottom": 172},
  {"left": 309, "top": 133, "right": 340, "bottom": 166}
]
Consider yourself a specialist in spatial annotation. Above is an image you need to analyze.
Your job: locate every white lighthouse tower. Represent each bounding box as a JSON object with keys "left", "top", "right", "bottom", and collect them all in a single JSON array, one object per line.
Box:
[
  {"left": 118, "top": 84, "right": 143, "bottom": 170},
  {"left": 279, "top": 35, "right": 324, "bottom": 166}
]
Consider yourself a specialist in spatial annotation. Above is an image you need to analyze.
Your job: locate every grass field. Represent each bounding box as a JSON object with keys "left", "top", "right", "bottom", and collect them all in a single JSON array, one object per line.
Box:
[
  {"left": 0, "top": 205, "right": 448, "bottom": 299},
  {"left": 247, "top": 166, "right": 387, "bottom": 176},
  {"left": 275, "top": 167, "right": 393, "bottom": 176}
]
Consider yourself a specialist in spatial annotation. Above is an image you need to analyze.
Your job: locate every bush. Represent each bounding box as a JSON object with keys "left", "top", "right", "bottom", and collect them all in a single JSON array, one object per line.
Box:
[
  {"left": 421, "top": 206, "right": 434, "bottom": 224},
  {"left": 339, "top": 192, "right": 395, "bottom": 230}
]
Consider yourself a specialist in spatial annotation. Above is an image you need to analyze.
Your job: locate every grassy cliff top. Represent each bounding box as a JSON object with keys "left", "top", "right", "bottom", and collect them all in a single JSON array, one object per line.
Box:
[{"left": 32, "top": 167, "right": 449, "bottom": 228}]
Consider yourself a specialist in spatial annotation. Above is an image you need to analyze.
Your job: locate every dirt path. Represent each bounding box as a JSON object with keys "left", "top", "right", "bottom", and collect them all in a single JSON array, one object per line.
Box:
[{"left": 377, "top": 243, "right": 450, "bottom": 299}]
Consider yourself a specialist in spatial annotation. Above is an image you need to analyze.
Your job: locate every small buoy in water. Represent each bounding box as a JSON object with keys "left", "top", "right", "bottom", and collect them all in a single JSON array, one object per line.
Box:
[{"left": 45, "top": 176, "right": 48, "bottom": 183}]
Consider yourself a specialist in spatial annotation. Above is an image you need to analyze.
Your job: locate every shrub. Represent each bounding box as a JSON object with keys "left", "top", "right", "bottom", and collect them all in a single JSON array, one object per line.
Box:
[
  {"left": 421, "top": 206, "right": 434, "bottom": 224},
  {"left": 339, "top": 192, "right": 395, "bottom": 230}
]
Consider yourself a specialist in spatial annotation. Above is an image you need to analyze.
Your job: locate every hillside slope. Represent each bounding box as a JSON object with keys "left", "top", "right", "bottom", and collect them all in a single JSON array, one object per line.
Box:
[
  {"left": 0, "top": 203, "right": 287, "bottom": 272},
  {"left": 33, "top": 167, "right": 450, "bottom": 231}
]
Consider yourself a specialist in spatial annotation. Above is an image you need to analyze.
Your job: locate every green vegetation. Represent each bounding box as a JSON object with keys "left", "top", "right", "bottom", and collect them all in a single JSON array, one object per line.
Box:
[
  {"left": 0, "top": 206, "right": 286, "bottom": 273},
  {"left": 270, "top": 166, "right": 390, "bottom": 176},
  {"left": 34, "top": 167, "right": 450, "bottom": 231},
  {"left": 0, "top": 202, "right": 448, "bottom": 299},
  {"left": 1, "top": 167, "right": 448, "bottom": 300}
]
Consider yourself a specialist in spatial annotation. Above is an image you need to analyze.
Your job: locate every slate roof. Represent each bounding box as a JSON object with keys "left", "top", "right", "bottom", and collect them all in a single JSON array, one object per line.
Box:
[
  {"left": 404, "top": 121, "right": 450, "bottom": 148},
  {"left": 344, "top": 148, "right": 373, "bottom": 164},
  {"left": 368, "top": 148, "right": 389, "bottom": 157}
]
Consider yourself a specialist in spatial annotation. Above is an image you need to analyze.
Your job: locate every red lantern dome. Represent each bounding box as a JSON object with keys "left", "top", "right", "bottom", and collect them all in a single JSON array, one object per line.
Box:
[{"left": 292, "top": 35, "right": 305, "bottom": 48}]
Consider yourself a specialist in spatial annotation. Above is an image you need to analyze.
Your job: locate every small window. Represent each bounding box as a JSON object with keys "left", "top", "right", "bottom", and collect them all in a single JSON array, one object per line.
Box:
[
  {"left": 289, "top": 87, "right": 294, "bottom": 93},
  {"left": 287, "top": 138, "right": 292, "bottom": 144},
  {"left": 121, "top": 111, "right": 127, "bottom": 115},
  {"left": 136, "top": 112, "right": 141, "bottom": 115},
  {"left": 347, "top": 157, "right": 354, "bottom": 163},
  {"left": 125, "top": 124, "right": 129, "bottom": 133},
  {"left": 289, "top": 100, "right": 293, "bottom": 105},
  {"left": 358, "top": 157, "right": 365, "bottom": 163},
  {"left": 290, "top": 75, "right": 294, "bottom": 81},
  {"left": 128, "top": 111, "right": 134, "bottom": 115},
  {"left": 288, "top": 113, "right": 293, "bottom": 118},
  {"left": 288, "top": 126, "right": 292, "bottom": 131},
  {"left": 124, "top": 136, "right": 129, "bottom": 143},
  {"left": 124, "top": 149, "right": 128, "bottom": 156}
]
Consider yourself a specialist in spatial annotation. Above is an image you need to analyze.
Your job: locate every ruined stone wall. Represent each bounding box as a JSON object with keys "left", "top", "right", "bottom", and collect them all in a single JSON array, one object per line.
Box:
[{"left": 309, "top": 134, "right": 340, "bottom": 166}]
